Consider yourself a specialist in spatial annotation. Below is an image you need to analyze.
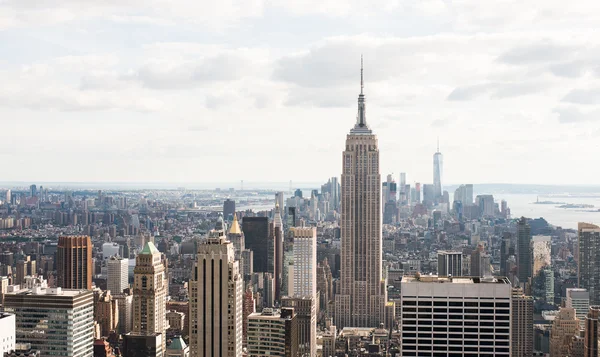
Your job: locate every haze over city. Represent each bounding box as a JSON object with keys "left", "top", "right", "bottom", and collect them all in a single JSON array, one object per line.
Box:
[{"left": 2, "top": 1, "right": 600, "bottom": 184}]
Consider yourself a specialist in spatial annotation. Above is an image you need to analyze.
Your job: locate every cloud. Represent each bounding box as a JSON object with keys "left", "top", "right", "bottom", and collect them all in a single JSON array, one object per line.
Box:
[
  {"left": 553, "top": 106, "right": 599, "bottom": 123},
  {"left": 562, "top": 89, "right": 600, "bottom": 105},
  {"left": 447, "top": 82, "right": 547, "bottom": 101},
  {"left": 497, "top": 41, "right": 573, "bottom": 65}
]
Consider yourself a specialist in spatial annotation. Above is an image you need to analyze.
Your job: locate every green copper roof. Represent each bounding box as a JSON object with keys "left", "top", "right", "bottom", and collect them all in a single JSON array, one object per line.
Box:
[
  {"left": 140, "top": 241, "right": 160, "bottom": 255},
  {"left": 168, "top": 336, "right": 187, "bottom": 350}
]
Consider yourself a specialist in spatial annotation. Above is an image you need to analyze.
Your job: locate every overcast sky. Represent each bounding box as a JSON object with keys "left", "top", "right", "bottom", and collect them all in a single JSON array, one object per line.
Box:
[{"left": 2, "top": 1, "right": 599, "bottom": 185}]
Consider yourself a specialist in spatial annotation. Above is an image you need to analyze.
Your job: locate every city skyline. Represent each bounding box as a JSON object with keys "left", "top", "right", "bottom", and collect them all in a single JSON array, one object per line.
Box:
[{"left": 1, "top": 2, "right": 600, "bottom": 184}]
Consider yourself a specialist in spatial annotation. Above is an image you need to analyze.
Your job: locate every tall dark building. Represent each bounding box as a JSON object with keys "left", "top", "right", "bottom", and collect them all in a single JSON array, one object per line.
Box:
[
  {"left": 579, "top": 223, "right": 600, "bottom": 305},
  {"left": 242, "top": 217, "right": 269, "bottom": 273},
  {"left": 517, "top": 217, "right": 532, "bottom": 286},
  {"left": 223, "top": 199, "right": 235, "bottom": 221},
  {"left": 501, "top": 232, "right": 515, "bottom": 276},
  {"left": 57, "top": 236, "right": 92, "bottom": 290}
]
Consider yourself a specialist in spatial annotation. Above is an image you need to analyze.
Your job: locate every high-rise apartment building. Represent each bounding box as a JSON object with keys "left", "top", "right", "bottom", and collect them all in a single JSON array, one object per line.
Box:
[
  {"left": 400, "top": 275, "right": 511, "bottom": 356},
  {"left": 107, "top": 256, "right": 129, "bottom": 294},
  {"left": 15, "top": 257, "right": 35, "bottom": 286},
  {"left": 281, "top": 296, "right": 316, "bottom": 357},
  {"left": 133, "top": 242, "right": 167, "bottom": 352},
  {"left": 113, "top": 292, "right": 133, "bottom": 335},
  {"left": 584, "top": 306, "right": 600, "bottom": 357},
  {"left": 288, "top": 227, "right": 316, "bottom": 298},
  {"left": 57, "top": 235, "right": 92, "bottom": 290},
  {"left": 433, "top": 142, "right": 443, "bottom": 203},
  {"left": 0, "top": 313, "right": 15, "bottom": 355},
  {"left": 437, "top": 251, "right": 462, "bottom": 277},
  {"left": 517, "top": 217, "right": 532, "bottom": 286},
  {"left": 579, "top": 223, "right": 600, "bottom": 305},
  {"left": 512, "top": 288, "right": 534, "bottom": 357},
  {"left": 532, "top": 235, "right": 551, "bottom": 277},
  {"left": 189, "top": 230, "right": 242, "bottom": 357},
  {"left": 335, "top": 60, "right": 386, "bottom": 329},
  {"left": 242, "top": 217, "right": 269, "bottom": 273},
  {"left": 247, "top": 307, "right": 298, "bottom": 357},
  {"left": 550, "top": 307, "right": 581, "bottom": 357},
  {"left": 4, "top": 287, "right": 94, "bottom": 357}
]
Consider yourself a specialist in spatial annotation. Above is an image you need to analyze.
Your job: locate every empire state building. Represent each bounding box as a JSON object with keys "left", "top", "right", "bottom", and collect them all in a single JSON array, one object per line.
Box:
[{"left": 335, "top": 59, "right": 387, "bottom": 328}]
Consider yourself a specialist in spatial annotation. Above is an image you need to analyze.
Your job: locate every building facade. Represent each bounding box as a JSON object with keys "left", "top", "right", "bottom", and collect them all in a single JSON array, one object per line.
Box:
[
  {"left": 57, "top": 235, "right": 92, "bottom": 290},
  {"left": 247, "top": 307, "right": 298, "bottom": 357},
  {"left": 437, "top": 251, "right": 462, "bottom": 277},
  {"left": 400, "top": 276, "right": 511, "bottom": 356},
  {"left": 4, "top": 287, "right": 94, "bottom": 357},
  {"left": 579, "top": 223, "right": 600, "bottom": 305},
  {"left": 511, "top": 288, "right": 533, "bottom": 357},
  {"left": 189, "top": 230, "right": 242, "bottom": 357},
  {"left": 242, "top": 217, "right": 269, "bottom": 273},
  {"left": 133, "top": 242, "right": 168, "bottom": 352},
  {"left": 335, "top": 61, "right": 386, "bottom": 329},
  {"left": 517, "top": 217, "right": 532, "bottom": 286},
  {"left": 107, "top": 256, "right": 129, "bottom": 294}
]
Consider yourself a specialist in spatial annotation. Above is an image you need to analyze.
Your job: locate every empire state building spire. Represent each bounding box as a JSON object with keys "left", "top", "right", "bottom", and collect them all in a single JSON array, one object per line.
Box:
[{"left": 351, "top": 55, "right": 371, "bottom": 134}]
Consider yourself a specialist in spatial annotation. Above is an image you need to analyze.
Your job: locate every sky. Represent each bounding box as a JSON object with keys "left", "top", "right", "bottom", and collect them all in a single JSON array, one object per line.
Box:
[{"left": 1, "top": 0, "right": 600, "bottom": 185}]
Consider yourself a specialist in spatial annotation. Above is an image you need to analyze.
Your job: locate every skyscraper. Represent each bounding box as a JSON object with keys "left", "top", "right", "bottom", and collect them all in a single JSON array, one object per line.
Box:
[
  {"left": 532, "top": 235, "right": 552, "bottom": 277},
  {"left": 247, "top": 307, "right": 298, "bottom": 357},
  {"left": 566, "top": 288, "right": 590, "bottom": 325},
  {"left": 579, "top": 223, "right": 600, "bottom": 305},
  {"left": 335, "top": 59, "right": 386, "bottom": 328},
  {"left": 223, "top": 199, "right": 235, "bottom": 221},
  {"left": 189, "top": 229, "right": 242, "bottom": 357},
  {"left": 4, "top": 287, "right": 94, "bottom": 357},
  {"left": 550, "top": 307, "right": 581, "bottom": 357},
  {"left": 517, "top": 217, "right": 532, "bottom": 286},
  {"left": 242, "top": 217, "right": 269, "bottom": 273},
  {"left": 437, "top": 251, "right": 462, "bottom": 277},
  {"left": 107, "top": 256, "right": 129, "bottom": 294},
  {"left": 57, "top": 235, "right": 92, "bottom": 290},
  {"left": 584, "top": 306, "right": 600, "bottom": 357},
  {"left": 512, "top": 287, "right": 534, "bottom": 357},
  {"left": 133, "top": 242, "right": 167, "bottom": 352},
  {"left": 433, "top": 140, "right": 443, "bottom": 203}
]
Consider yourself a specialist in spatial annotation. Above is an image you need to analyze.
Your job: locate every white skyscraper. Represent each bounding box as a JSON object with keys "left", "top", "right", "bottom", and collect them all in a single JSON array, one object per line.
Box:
[
  {"left": 189, "top": 229, "right": 242, "bottom": 357},
  {"left": 335, "top": 58, "right": 387, "bottom": 328},
  {"left": 107, "top": 256, "right": 129, "bottom": 294}
]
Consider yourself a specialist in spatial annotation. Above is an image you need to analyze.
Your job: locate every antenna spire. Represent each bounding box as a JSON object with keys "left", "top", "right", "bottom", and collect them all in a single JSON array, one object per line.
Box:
[
  {"left": 360, "top": 54, "right": 364, "bottom": 95},
  {"left": 437, "top": 137, "right": 440, "bottom": 152}
]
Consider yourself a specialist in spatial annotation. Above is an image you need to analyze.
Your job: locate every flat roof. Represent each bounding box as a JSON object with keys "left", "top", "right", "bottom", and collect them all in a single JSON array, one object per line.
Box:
[{"left": 402, "top": 275, "right": 511, "bottom": 284}]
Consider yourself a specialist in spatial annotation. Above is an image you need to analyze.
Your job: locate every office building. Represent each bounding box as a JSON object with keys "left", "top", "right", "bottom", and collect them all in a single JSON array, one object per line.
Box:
[
  {"left": 189, "top": 230, "right": 242, "bottom": 357},
  {"left": 437, "top": 251, "right": 462, "bottom": 277},
  {"left": 281, "top": 296, "right": 316, "bottom": 357},
  {"left": 512, "top": 288, "right": 533, "bottom": 357},
  {"left": 584, "top": 306, "right": 600, "bottom": 357},
  {"left": 113, "top": 292, "right": 133, "bottom": 335},
  {"left": 133, "top": 242, "right": 167, "bottom": 352},
  {"left": 566, "top": 288, "right": 590, "bottom": 326},
  {"left": 579, "top": 223, "right": 600, "bottom": 305},
  {"left": 95, "top": 290, "right": 119, "bottom": 337},
  {"left": 107, "top": 256, "right": 128, "bottom": 294},
  {"left": 242, "top": 217, "right": 269, "bottom": 273},
  {"left": 550, "top": 307, "right": 581, "bottom": 357},
  {"left": 476, "top": 195, "right": 495, "bottom": 217},
  {"left": 0, "top": 313, "right": 15, "bottom": 356},
  {"left": 247, "top": 307, "right": 298, "bottom": 357},
  {"left": 517, "top": 217, "right": 532, "bottom": 286},
  {"left": 57, "top": 235, "right": 92, "bottom": 290},
  {"left": 400, "top": 275, "right": 512, "bottom": 356},
  {"left": 122, "top": 333, "right": 163, "bottom": 357},
  {"left": 4, "top": 287, "right": 94, "bottom": 357},
  {"left": 14, "top": 257, "right": 35, "bottom": 286},
  {"left": 470, "top": 244, "right": 491, "bottom": 277},
  {"left": 335, "top": 61, "right": 386, "bottom": 328},
  {"left": 500, "top": 233, "right": 515, "bottom": 277},
  {"left": 288, "top": 227, "right": 317, "bottom": 298},
  {"left": 223, "top": 199, "right": 235, "bottom": 221},
  {"left": 433, "top": 141, "right": 443, "bottom": 203}
]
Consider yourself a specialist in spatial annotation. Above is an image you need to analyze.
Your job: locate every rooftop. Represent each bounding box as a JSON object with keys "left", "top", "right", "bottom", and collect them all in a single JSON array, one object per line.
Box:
[
  {"left": 402, "top": 275, "right": 511, "bottom": 285},
  {"left": 140, "top": 241, "right": 160, "bottom": 255}
]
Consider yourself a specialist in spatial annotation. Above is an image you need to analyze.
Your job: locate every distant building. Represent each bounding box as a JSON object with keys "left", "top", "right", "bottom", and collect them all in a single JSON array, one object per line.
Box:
[
  {"left": 584, "top": 306, "right": 600, "bottom": 357},
  {"left": 107, "top": 256, "right": 128, "bottom": 294},
  {"left": 550, "top": 307, "right": 580, "bottom": 357},
  {"left": 470, "top": 244, "right": 492, "bottom": 277},
  {"left": 57, "top": 235, "right": 92, "bottom": 290},
  {"left": 566, "top": 288, "right": 590, "bottom": 326},
  {"left": 517, "top": 217, "right": 532, "bottom": 286},
  {"left": 242, "top": 217, "right": 269, "bottom": 273},
  {"left": 223, "top": 199, "right": 235, "bottom": 221},
  {"left": 113, "top": 292, "right": 133, "bottom": 335},
  {"left": 4, "top": 287, "right": 94, "bottom": 357},
  {"left": 94, "top": 290, "right": 118, "bottom": 338},
  {"left": 532, "top": 235, "right": 551, "bottom": 277},
  {"left": 578, "top": 223, "right": 600, "bottom": 305},
  {"left": 437, "top": 251, "right": 462, "bottom": 277},
  {"left": 433, "top": 143, "right": 443, "bottom": 203}
]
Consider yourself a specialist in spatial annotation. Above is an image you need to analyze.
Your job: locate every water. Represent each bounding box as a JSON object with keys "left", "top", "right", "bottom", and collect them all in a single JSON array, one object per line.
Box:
[{"left": 492, "top": 193, "right": 600, "bottom": 229}]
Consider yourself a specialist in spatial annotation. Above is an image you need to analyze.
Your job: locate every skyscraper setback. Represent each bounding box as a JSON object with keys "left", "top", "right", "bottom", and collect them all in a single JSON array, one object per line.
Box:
[{"left": 335, "top": 59, "right": 386, "bottom": 328}]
